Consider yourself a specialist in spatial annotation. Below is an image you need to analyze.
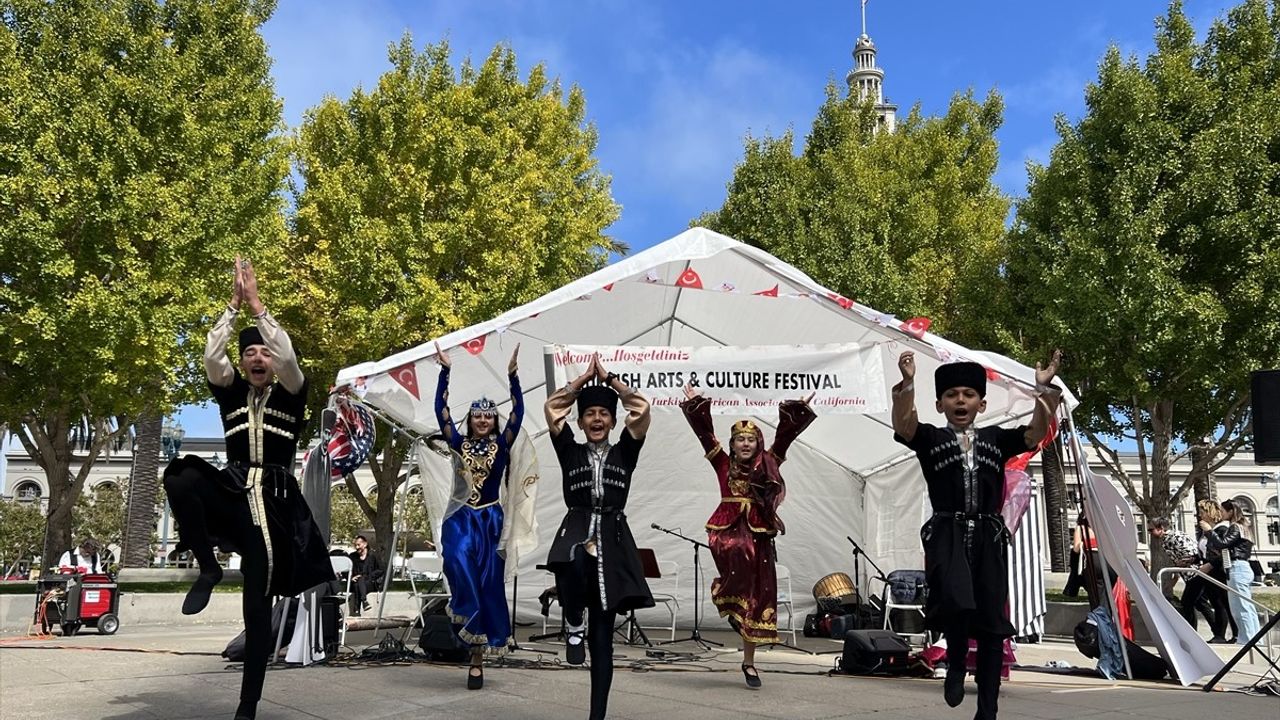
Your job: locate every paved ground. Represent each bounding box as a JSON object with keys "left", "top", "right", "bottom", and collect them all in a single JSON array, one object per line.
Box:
[{"left": 1, "top": 624, "right": 1276, "bottom": 720}]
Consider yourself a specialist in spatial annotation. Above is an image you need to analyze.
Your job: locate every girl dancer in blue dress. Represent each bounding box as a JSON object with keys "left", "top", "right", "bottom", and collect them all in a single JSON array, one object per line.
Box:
[{"left": 433, "top": 342, "right": 526, "bottom": 689}]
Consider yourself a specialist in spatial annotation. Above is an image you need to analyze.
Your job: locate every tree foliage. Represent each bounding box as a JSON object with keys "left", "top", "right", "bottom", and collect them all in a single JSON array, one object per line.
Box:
[
  {"left": 699, "top": 87, "right": 1011, "bottom": 347},
  {"left": 0, "top": 500, "right": 45, "bottom": 575},
  {"left": 1006, "top": 0, "right": 1280, "bottom": 530},
  {"left": 281, "top": 36, "right": 621, "bottom": 563},
  {"left": 73, "top": 480, "right": 128, "bottom": 559},
  {"left": 0, "top": 0, "right": 289, "bottom": 564}
]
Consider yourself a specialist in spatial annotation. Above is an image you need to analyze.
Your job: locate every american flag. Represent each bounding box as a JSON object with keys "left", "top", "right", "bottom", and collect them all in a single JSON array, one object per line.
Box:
[{"left": 328, "top": 400, "right": 375, "bottom": 479}]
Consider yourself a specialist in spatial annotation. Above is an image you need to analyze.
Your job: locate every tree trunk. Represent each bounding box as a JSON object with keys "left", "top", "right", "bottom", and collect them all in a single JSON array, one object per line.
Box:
[
  {"left": 1041, "top": 436, "right": 1069, "bottom": 572},
  {"left": 1190, "top": 442, "right": 1216, "bottom": 506},
  {"left": 17, "top": 413, "right": 120, "bottom": 572},
  {"left": 365, "top": 432, "right": 408, "bottom": 569},
  {"left": 122, "top": 412, "right": 163, "bottom": 567}
]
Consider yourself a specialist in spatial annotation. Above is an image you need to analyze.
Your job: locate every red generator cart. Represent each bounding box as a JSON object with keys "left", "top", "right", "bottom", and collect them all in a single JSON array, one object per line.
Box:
[{"left": 35, "top": 572, "right": 121, "bottom": 636}]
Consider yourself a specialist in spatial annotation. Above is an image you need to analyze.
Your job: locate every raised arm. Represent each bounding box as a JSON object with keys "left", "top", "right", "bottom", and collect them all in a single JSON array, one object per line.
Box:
[
  {"left": 433, "top": 343, "right": 461, "bottom": 446},
  {"left": 680, "top": 386, "right": 722, "bottom": 458},
  {"left": 601, "top": 358, "right": 650, "bottom": 440},
  {"left": 891, "top": 351, "right": 919, "bottom": 442},
  {"left": 1023, "top": 349, "right": 1063, "bottom": 450},
  {"left": 204, "top": 305, "right": 238, "bottom": 388},
  {"left": 545, "top": 357, "right": 597, "bottom": 437},
  {"left": 241, "top": 258, "right": 304, "bottom": 394},
  {"left": 770, "top": 394, "right": 816, "bottom": 463},
  {"left": 255, "top": 311, "right": 304, "bottom": 394},
  {"left": 502, "top": 345, "right": 524, "bottom": 447}
]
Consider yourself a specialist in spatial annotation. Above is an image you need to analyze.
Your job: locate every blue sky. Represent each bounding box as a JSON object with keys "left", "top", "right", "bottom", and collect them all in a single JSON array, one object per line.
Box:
[{"left": 166, "top": 0, "right": 1239, "bottom": 439}]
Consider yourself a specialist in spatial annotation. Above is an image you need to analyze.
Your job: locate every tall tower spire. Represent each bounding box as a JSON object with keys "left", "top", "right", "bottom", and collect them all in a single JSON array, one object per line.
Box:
[{"left": 846, "top": 1, "right": 898, "bottom": 133}]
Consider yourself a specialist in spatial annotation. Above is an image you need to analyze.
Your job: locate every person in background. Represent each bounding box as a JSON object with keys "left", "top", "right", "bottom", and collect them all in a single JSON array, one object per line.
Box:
[
  {"left": 1062, "top": 513, "right": 1093, "bottom": 597},
  {"left": 1194, "top": 499, "right": 1233, "bottom": 643},
  {"left": 346, "top": 535, "right": 383, "bottom": 617},
  {"left": 1210, "top": 499, "right": 1259, "bottom": 645},
  {"left": 57, "top": 539, "right": 101, "bottom": 574},
  {"left": 1148, "top": 517, "right": 1216, "bottom": 634}
]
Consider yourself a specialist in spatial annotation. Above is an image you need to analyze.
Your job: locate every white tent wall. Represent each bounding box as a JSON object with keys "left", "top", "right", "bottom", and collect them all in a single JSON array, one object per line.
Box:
[{"left": 336, "top": 228, "right": 1077, "bottom": 630}]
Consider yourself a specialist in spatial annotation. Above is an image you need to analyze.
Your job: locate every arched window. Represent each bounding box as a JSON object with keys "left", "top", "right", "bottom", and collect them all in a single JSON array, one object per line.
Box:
[
  {"left": 1266, "top": 497, "right": 1279, "bottom": 546},
  {"left": 14, "top": 480, "right": 42, "bottom": 504},
  {"left": 1231, "top": 495, "right": 1257, "bottom": 538}
]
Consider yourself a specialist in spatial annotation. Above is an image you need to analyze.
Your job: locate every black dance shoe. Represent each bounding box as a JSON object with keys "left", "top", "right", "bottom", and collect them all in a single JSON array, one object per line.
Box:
[
  {"left": 565, "top": 630, "right": 586, "bottom": 665},
  {"left": 182, "top": 567, "right": 223, "bottom": 616},
  {"left": 944, "top": 666, "right": 966, "bottom": 707},
  {"left": 742, "top": 664, "right": 762, "bottom": 689},
  {"left": 467, "top": 665, "right": 484, "bottom": 690}
]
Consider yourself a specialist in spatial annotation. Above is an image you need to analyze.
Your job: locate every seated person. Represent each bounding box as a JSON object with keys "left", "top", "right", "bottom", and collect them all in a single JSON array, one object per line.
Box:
[
  {"left": 346, "top": 535, "right": 384, "bottom": 616},
  {"left": 57, "top": 539, "right": 102, "bottom": 574}
]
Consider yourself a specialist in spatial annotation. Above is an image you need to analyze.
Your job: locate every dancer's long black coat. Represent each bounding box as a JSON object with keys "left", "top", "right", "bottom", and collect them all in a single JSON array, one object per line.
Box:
[
  {"left": 894, "top": 423, "right": 1031, "bottom": 636},
  {"left": 544, "top": 424, "right": 654, "bottom": 614}
]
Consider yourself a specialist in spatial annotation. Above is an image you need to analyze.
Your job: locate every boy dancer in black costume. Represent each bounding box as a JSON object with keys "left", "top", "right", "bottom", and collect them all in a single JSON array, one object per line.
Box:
[
  {"left": 892, "top": 350, "right": 1060, "bottom": 720},
  {"left": 544, "top": 354, "right": 654, "bottom": 720},
  {"left": 164, "top": 258, "right": 332, "bottom": 720}
]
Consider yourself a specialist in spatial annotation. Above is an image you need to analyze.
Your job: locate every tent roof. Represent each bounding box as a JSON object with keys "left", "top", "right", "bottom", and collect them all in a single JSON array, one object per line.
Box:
[
  {"left": 334, "top": 227, "right": 1072, "bottom": 621},
  {"left": 335, "top": 227, "right": 1075, "bottom": 478}
]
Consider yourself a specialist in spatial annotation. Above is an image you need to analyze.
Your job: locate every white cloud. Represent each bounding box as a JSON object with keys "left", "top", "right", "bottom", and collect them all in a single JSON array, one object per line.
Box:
[{"left": 606, "top": 40, "right": 814, "bottom": 215}]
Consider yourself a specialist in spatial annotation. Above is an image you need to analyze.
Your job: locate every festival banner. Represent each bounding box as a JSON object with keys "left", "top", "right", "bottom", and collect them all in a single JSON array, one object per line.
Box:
[{"left": 547, "top": 343, "right": 887, "bottom": 414}]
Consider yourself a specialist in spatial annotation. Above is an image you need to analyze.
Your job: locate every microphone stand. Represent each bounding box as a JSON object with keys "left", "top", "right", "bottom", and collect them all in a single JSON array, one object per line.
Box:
[
  {"left": 848, "top": 536, "right": 888, "bottom": 626},
  {"left": 652, "top": 524, "right": 722, "bottom": 651}
]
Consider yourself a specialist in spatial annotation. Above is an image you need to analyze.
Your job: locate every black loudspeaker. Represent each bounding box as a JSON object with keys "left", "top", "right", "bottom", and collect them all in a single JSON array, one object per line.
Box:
[
  {"left": 1252, "top": 370, "right": 1280, "bottom": 465},
  {"left": 418, "top": 613, "right": 469, "bottom": 662},
  {"left": 840, "top": 629, "right": 912, "bottom": 675}
]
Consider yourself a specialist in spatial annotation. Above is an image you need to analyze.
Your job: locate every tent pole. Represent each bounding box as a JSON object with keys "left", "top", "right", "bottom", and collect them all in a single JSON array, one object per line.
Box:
[{"left": 1066, "top": 418, "right": 1133, "bottom": 681}]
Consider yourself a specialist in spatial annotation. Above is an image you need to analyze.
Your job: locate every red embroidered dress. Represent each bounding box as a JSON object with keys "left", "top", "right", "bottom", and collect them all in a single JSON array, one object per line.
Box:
[{"left": 681, "top": 396, "right": 815, "bottom": 643}]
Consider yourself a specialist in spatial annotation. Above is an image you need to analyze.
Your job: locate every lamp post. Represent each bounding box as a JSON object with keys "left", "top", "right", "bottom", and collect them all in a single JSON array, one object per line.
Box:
[{"left": 158, "top": 420, "right": 185, "bottom": 567}]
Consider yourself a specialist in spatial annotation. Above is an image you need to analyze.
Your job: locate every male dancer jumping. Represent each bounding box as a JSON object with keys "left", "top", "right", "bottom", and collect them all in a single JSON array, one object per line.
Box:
[
  {"left": 544, "top": 354, "right": 654, "bottom": 720},
  {"left": 891, "top": 350, "right": 1060, "bottom": 720},
  {"left": 164, "top": 258, "right": 332, "bottom": 720}
]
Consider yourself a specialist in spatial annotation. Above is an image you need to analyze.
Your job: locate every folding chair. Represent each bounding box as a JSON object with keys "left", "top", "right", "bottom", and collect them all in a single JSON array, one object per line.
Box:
[
  {"left": 876, "top": 569, "right": 929, "bottom": 646},
  {"left": 404, "top": 554, "right": 450, "bottom": 642},
  {"left": 634, "top": 549, "right": 679, "bottom": 642},
  {"left": 774, "top": 564, "right": 797, "bottom": 645},
  {"left": 329, "top": 555, "right": 353, "bottom": 648}
]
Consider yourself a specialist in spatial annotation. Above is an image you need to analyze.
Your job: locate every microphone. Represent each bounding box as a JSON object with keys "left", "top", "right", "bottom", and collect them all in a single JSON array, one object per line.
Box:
[{"left": 652, "top": 523, "right": 661, "bottom": 530}]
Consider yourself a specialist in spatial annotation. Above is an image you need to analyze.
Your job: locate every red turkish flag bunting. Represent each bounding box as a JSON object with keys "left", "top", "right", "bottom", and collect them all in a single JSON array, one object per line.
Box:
[
  {"left": 675, "top": 268, "right": 703, "bottom": 289},
  {"left": 390, "top": 363, "right": 420, "bottom": 400},
  {"left": 463, "top": 335, "right": 487, "bottom": 355},
  {"left": 985, "top": 366, "right": 1000, "bottom": 381},
  {"left": 754, "top": 284, "right": 779, "bottom": 297},
  {"left": 602, "top": 283, "right": 614, "bottom": 291},
  {"left": 900, "top": 317, "right": 931, "bottom": 338},
  {"left": 827, "top": 292, "right": 853, "bottom": 310}
]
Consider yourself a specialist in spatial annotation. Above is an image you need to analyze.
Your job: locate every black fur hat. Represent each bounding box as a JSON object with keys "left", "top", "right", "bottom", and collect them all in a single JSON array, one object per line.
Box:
[
  {"left": 238, "top": 326, "right": 265, "bottom": 356},
  {"left": 934, "top": 362, "right": 986, "bottom": 399},
  {"left": 577, "top": 384, "right": 619, "bottom": 417}
]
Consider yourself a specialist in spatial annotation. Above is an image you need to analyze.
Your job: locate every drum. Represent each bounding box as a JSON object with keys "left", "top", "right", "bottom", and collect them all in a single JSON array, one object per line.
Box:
[{"left": 812, "top": 572, "right": 858, "bottom": 606}]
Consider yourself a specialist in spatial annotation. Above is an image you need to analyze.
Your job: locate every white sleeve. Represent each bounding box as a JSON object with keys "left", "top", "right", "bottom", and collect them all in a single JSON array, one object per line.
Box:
[
  {"left": 255, "top": 310, "right": 305, "bottom": 394},
  {"left": 204, "top": 307, "right": 238, "bottom": 388}
]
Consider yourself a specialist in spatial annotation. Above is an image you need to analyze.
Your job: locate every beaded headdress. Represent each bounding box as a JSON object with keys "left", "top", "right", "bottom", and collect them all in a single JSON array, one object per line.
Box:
[{"left": 469, "top": 398, "right": 498, "bottom": 417}]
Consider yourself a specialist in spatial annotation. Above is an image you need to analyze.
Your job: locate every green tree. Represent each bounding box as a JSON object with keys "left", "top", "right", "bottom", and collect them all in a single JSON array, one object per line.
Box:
[
  {"left": 0, "top": 500, "right": 46, "bottom": 576},
  {"left": 282, "top": 36, "right": 621, "bottom": 565},
  {"left": 1005, "top": 0, "right": 1280, "bottom": 572},
  {"left": 699, "top": 86, "right": 1011, "bottom": 347},
  {"left": 0, "top": 0, "right": 289, "bottom": 567},
  {"left": 73, "top": 480, "right": 128, "bottom": 563}
]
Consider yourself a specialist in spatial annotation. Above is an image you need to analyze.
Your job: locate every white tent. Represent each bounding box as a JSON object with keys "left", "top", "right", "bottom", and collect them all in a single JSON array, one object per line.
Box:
[{"left": 335, "top": 227, "right": 1077, "bottom": 628}]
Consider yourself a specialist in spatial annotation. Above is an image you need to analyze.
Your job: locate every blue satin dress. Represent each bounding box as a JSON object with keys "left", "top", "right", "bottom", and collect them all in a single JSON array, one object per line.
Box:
[{"left": 435, "top": 367, "right": 523, "bottom": 649}]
